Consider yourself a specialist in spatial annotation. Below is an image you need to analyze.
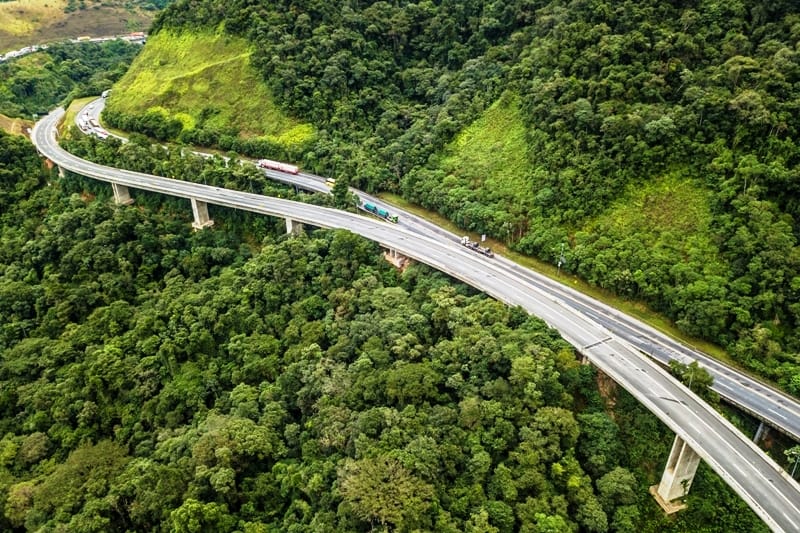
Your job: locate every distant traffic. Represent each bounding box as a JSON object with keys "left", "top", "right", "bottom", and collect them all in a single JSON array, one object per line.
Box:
[
  {"left": 76, "top": 93, "right": 114, "bottom": 140},
  {"left": 0, "top": 32, "right": 146, "bottom": 62}
]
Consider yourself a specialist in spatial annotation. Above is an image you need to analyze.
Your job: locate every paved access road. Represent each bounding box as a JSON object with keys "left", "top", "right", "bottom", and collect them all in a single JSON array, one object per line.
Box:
[{"left": 38, "top": 107, "right": 800, "bottom": 532}]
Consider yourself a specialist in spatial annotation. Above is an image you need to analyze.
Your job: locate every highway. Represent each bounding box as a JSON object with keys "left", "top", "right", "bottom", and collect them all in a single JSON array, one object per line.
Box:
[
  {"left": 86, "top": 97, "right": 800, "bottom": 443},
  {"left": 40, "top": 106, "right": 800, "bottom": 531},
  {"left": 81, "top": 98, "right": 800, "bottom": 441}
]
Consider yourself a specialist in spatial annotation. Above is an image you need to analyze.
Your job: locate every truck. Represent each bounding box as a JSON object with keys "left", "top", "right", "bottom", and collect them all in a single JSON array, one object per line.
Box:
[
  {"left": 257, "top": 158, "right": 300, "bottom": 175},
  {"left": 460, "top": 236, "right": 494, "bottom": 258},
  {"left": 363, "top": 202, "right": 399, "bottom": 223}
]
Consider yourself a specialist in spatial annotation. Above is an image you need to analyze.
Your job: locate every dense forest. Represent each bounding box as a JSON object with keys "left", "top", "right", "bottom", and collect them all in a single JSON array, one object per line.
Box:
[
  {"left": 0, "top": 127, "right": 767, "bottom": 530},
  {"left": 0, "top": 40, "right": 141, "bottom": 119},
  {"left": 103, "top": 0, "right": 800, "bottom": 394}
]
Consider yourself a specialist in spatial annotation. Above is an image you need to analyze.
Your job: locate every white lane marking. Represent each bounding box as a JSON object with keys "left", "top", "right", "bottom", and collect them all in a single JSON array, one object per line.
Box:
[
  {"left": 769, "top": 408, "right": 788, "bottom": 421},
  {"left": 782, "top": 511, "right": 799, "bottom": 531}
]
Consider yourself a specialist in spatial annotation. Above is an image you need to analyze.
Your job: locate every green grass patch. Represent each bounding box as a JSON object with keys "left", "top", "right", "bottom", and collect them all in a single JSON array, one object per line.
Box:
[
  {"left": 585, "top": 172, "right": 714, "bottom": 246},
  {"left": 440, "top": 91, "right": 535, "bottom": 209},
  {"left": 62, "top": 96, "right": 95, "bottom": 136},
  {"left": 107, "top": 29, "right": 314, "bottom": 149}
]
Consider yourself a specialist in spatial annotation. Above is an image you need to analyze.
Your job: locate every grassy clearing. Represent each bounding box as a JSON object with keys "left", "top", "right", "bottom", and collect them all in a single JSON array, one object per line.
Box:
[
  {"left": 0, "top": 113, "right": 32, "bottom": 136},
  {"left": 108, "top": 30, "right": 313, "bottom": 148},
  {"left": 584, "top": 173, "right": 715, "bottom": 245},
  {"left": 440, "top": 91, "right": 535, "bottom": 208},
  {"left": 62, "top": 96, "right": 95, "bottom": 136}
]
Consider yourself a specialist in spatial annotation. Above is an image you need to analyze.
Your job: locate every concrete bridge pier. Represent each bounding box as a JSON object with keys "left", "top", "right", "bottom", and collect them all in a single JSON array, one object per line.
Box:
[
  {"left": 650, "top": 435, "right": 701, "bottom": 513},
  {"left": 285, "top": 218, "right": 303, "bottom": 236},
  {"left": 111, "top": 183, "right": 134, "bottom": 205},
  {"left": 191, "top": 198, "right": 214, "bottom": 229},
  {"left": 384, "top": 248, "right": 409, "bottom": 269},
  {"left": 753, "top": 421, "right": 769, "bottom": 444},
  {"left": 57, "top": 165, "right": 65, "bottom": 178}
]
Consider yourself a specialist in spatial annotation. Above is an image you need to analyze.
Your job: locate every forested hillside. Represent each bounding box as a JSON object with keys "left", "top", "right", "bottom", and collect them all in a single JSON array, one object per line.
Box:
[
  {"left": 111, "top": 0, "right": 800, "bottom": 393},
  {"left": 0, "top": 40, "right": 141, "bottom": 119},
  {"left": 0, "top": 128, "right": 767, "bottom": 532}
]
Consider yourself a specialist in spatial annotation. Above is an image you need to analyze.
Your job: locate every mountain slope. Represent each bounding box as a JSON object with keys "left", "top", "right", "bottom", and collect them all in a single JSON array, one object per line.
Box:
[
  {"left": 104, "top": 29, "right": 313, "bottom": 152},
  {"left": 0, "top": 0, "right": 157, "bottom": 53},
  {"left": 109, "top": 1, "right": 800, "bottom": 392}
]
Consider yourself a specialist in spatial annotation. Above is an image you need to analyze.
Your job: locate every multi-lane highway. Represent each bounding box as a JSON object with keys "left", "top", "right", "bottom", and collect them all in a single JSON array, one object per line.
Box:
[
  {"left": 82, "top": 96, "right": 800, "bottom": 446},
  {"left": 83, "top": 96, "right": 800, "bottom": 443},
  {"left": 50, "top": 63, "right": 800, "bottom": 445},
  {"left": 33, "top": 106, "right": 800, "bottom": 531}
]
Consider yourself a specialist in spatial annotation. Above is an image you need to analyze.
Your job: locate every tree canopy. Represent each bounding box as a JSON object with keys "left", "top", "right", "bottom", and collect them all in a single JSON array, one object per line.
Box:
[
  {"left": 0, "top": 129, "right": 768, "bottom": 531},
  {"left": 111, "top": 0, "right": 800, "bottom": 394}
]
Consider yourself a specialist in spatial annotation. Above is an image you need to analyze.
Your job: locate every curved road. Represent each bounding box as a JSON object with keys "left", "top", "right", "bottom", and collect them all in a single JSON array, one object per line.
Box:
[
  {"left": 82, "top": 97, "right": 800, "bottom": 442},
  {"left": 40, "top": 106, "right": 800, "bottom": 532}
]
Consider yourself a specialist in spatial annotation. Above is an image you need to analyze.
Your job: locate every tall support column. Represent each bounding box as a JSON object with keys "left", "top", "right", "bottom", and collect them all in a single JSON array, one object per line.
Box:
[
  {"left": 111, "top": 183, "right": 134, "bottom": 205},
  {"left": 191, "top": 198, "right": 214, "bottom": 229},
  {"left": 650, "top": 435, "right": 701, "bottom": 513},
  {"left": 383, "top": 248, "right": 409, "bottom": 269},
  {"left": 753, "top": 421, "right": 768, "bottom": 444},
  {"left": 57, "top": 165, "right": 65, "bottom": 178},
  {"left": 285, "top": 218, "right": 303, "bottom": 236}
]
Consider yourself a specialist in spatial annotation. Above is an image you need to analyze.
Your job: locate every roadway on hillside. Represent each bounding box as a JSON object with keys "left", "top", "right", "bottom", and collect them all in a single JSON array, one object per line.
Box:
[
  {"left": 36, "top": 107, "right": 800, "bottom": 532},
  {"left": 81, "top": 97, "right": 800, "bottom": 443}
]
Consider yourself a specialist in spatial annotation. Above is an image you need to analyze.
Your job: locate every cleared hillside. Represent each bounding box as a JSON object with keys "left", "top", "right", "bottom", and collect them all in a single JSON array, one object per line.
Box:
[
  {"left": 104, "top": 30, "right": 313, "bottom": 151},
  {"left": 0, "top": 113, "right": 32, "bottom": 136}
]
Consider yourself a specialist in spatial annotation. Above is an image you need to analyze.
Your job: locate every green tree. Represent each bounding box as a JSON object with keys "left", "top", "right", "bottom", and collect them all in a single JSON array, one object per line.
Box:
[
  {"left": 668, "top": 360, "right": 718, "bottom": 404},
  {"left": 170, "top": 499, "right": 236, "bottom": 533},
  {"left": 338, "top": 456, "right": 436, "bottom": 530}
]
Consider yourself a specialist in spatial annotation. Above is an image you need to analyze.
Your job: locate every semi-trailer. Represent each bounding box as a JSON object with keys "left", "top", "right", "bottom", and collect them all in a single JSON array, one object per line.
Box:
[
  {"left": 257, "top": 158, "right": 300, "bottom": 174},
  {"left": 460, "top": 236, "right": 494, "bottom": 257},
  {"left": 363, "top": 202, "right": 399, "bottom": 223}
]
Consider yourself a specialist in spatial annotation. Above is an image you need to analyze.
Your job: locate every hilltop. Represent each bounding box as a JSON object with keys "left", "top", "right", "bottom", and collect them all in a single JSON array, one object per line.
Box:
[{"left": 103, "top": 29, "right": 313, "bottom": 154}]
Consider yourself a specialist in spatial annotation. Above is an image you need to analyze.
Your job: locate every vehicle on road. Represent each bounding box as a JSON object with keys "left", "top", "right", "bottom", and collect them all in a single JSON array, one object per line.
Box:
[
  {"left": 257, "top": 158, "right": 299, "bottom": 174},
  {"left": 363, "top": 202, "right": 399, "bottom": 223},
  {"left": 461, "top": 236, "right": 494, "bottom": 257}
]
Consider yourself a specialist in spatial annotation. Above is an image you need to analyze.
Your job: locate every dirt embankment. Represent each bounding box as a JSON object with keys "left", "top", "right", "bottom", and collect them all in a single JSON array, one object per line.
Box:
[{"left": 0, "top": 0, "right": 154, "bottom": 53}]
